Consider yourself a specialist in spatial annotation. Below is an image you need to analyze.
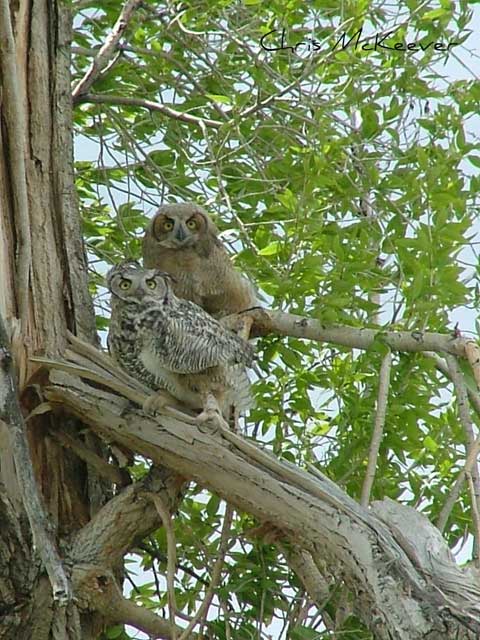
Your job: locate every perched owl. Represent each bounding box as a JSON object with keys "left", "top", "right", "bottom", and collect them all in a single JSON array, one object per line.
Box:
[
  {"left": 107, "top": 261, "right": 254, "bottom": 429},
  {"left": 142, "top": 203, "right": 257, "bottom": 320}
]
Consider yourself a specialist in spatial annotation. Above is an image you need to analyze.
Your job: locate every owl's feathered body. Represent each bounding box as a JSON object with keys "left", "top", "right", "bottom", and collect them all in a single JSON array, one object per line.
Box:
[
  {"left": 142, "top": 203, "right": 256, "bottom": 318},
  {"left": 107, "top": 262, "right": 254, "bottom": 417}
]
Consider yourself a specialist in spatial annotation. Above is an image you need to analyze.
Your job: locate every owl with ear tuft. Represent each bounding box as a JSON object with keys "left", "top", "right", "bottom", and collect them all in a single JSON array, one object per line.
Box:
[
  {"left": 142, "top": 203, "right": 257, "bottom": 320},
  {"left": 106, "top": 261, "right": 254, "bottom": 430}
]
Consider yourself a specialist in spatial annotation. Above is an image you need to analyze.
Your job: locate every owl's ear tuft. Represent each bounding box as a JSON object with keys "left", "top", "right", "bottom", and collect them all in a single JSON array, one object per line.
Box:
[{"left": 106, "top": 259, "right": 141, "bottom": 285}]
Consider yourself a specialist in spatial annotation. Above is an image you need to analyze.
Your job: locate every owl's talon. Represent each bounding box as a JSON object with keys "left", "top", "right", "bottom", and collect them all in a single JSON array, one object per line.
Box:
[
  {"left": 196, "top": 408, "right": 227, "bottom": 433},
  {"left": 143, "top": 392, "right": 170, "bottom": 415},
  {"left": 143, "top": 392, "right": 198, "bottom": 425}
]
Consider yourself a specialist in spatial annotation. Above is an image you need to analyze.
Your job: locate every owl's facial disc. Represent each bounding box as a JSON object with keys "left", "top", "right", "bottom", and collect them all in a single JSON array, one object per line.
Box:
[{"left": 152, "top": 210, "right": 206, "bottom": 249}]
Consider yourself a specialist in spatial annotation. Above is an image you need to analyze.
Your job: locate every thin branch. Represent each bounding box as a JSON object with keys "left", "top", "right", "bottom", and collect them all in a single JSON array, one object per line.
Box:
[
  {"left": 0, "top": 0, "right": 31, "bottom": 323},
  {"left": 436, "top": 428, "right": 480, "bottom": 533},
  {"left": 150, "top": 493, "right": 178, "bottom": 640},
  {"left": 425, "top": 351, "right": 480, "bottom": 418},
  {"left": 136, "top": 542, "right": 209, "bottom": 586},
  {"left": 437, "top": 355, "right": 480, "bottom": 533},
  {"left": 0, "top": 314, "right": 70, "bottom": 602},
  {"left": 361, "top": 351, "right": 392, "bottom": 507},
  {"left": 75, "top": 93, "right": 223, "bottom": 128},
  {"left": 179, "top": 504, "right": 234, "bottom": 640},
  {"left": 219, "top": 598, "right": 232, "bottom": 640},
  {"left": 72, "top": 0, "right": 143, "bottom": 100},
  {"left": 246, "top": 307, "right": 468, "bottom": 356},
  {"left": 467, "top": 473, "right": 480, "bottom": 567},
  {"left": 465, "top": 341, "right": 480, "bottom": 391},
  {"left": 199, "top": 119, "right": 282, "bottom": 278}
]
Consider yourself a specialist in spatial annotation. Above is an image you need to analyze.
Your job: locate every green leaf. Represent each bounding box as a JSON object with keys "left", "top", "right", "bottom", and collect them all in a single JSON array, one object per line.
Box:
[
  {"left": 206, "top": 93, "right": 232, "bottom": 104},
  {"left": 259, "top": 241, "right": 281, "bottom": 255},
  {"left": 424, "top": 435, "right": 439, "bottom": 453},
  {"left": 421, "top": 8, "right": 449, "bottom": 20}
]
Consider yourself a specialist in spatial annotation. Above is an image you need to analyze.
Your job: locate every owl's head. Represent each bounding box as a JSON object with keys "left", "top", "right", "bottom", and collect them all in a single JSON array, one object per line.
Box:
[
  {"left": 147, "top": 203, "right": 217, "bottom": 249},
  {"left": 107, "top": 261, "right": 174, "bottom": 304}
]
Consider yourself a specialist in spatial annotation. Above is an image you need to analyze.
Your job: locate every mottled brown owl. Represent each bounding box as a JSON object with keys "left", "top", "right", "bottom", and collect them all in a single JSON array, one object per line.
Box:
[
  {"left": 107, "top": 261, "right": 254, "bottom": 430},
  {"left": 142, "top": 203, "right": 256, "bottom": 320}
]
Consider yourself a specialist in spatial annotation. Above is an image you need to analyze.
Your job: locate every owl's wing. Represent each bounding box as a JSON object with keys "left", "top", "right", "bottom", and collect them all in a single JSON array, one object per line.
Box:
[{"left": 138, "top": 301, "right": 254, "bottom": 375}]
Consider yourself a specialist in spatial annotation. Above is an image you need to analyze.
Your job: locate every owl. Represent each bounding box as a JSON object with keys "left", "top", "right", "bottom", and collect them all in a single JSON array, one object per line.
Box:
[
  {"left": 107, "top": 261, "right": 254, "bottom": 429},
  {"left": 142, "top": 203, "right": 257, "bottom": 322}
]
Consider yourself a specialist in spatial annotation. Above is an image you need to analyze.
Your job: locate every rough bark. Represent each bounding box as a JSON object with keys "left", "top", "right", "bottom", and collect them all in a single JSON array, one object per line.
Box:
[
  {"left": 0, "top": 1, "right": 110, "bottom": 637},
  {"left": 37, "top": 350, "right": 480, "bottom": 640}
]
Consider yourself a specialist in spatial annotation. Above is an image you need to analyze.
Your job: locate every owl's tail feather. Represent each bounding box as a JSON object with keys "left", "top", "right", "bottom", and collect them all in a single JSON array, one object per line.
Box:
[{"left": 225, "top": 366, "right": 253, "bottom": 415}]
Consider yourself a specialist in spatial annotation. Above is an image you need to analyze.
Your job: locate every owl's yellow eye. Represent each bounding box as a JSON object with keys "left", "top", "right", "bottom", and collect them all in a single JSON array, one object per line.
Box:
[
  {"left": 186, "top": 218, "right": 197, "bottom": 230},
  {"left": 146, "top": 278, "right": 157, "bottom": 289},
  {"left": 163, "top": 219, "right": 174, "bottom": 231},
  {"left": 119, "top": 279, "right": 131, "bottom": 290}
]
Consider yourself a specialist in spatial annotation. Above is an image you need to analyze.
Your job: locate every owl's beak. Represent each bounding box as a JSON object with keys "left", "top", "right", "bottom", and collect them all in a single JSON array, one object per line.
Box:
[{"left": 175, "top": 225, "right": 187, "bottom": 242}]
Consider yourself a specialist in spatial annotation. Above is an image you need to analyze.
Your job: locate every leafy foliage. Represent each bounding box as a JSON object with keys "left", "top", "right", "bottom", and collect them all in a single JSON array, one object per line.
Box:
[{"left": 74, "top": 1, "right": 480, "bottom": 637}]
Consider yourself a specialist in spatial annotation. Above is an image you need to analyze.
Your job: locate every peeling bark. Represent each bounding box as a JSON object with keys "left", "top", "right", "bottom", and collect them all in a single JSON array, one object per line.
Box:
[{"left": 38, "top": 354, "right": 480, "bottom": 640}]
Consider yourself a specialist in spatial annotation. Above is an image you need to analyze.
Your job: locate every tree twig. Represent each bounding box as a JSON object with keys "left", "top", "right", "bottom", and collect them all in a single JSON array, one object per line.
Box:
[
  {"left": 425, "top": 351, "right": 480, "bottom": 418},
  {"left": 150, "top": 493, "right": 178, "bottom": 640},
  {"left": 0, "top": 313, "right": 70, "bottom": 602},
  {"left": 179, "top": 504, "right": 234, "bottom": 640},
  {"left": 72, "top": 0, "right": 143, "bottom": 100},
  {"left": 467, "top": 473, "right": 480, "bottom": 567},
  {"left": 465, "top": 341, "right": 480, "bottom": 392},
  {"left": 361, "top": 351, "right": 392, "bottom": 507},
  {"left": 75, "top": 93, "right": 223, "bottom": 128},
  {"left": 437, "top": 355, "right": 480, "bottom": 533}
]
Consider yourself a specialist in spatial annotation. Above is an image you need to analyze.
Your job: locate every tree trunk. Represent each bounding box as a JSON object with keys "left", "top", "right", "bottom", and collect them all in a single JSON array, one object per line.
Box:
[{"left": 0, "top": 1, "right": 102, "bottom": 637}]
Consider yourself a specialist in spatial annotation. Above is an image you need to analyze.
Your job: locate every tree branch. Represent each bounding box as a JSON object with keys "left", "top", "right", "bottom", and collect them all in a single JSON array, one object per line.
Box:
[
  {"left": 436, "top": 355, "right": 480, "bottom": 534},
  {"left": 72, "top": 563, "right": 189, "bottom": 639},
  {"left": 49, "top": 428, "right": 128, "bottom": 486},
  {"left": 75, "top": 93, "right": 223, "bottom": 128},
  {"left": 247, "top": 307, "right": 468, "bottom": 356},
  {"left": 150, "top": 493, "right": 178, "bottom": 640},
  {"left": 69, "top": 466, "right": 187, "bottom": 567},
  {"left": 40, "top": 349, "right": 480, "bottom": 639},
  {"left": 361, "top": 351, "right": 392, "bottom": 507},
  {"left": 178, "top": 504, "right": 234, "bottom": 639},
  {"left": 72, "top": 0, "right": 143, "bottom": 100}
]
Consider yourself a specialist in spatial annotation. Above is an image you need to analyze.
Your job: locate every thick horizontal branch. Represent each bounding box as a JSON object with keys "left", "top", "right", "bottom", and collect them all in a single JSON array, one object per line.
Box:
[
  {"left": 72, "top": 563, "right": 191, "bottom": 639},
  {"left": 75, "top": 93, "right": 223, "bottom": 129},
  {"left": 69, "top": 464, "right": 187, "bottom": 567},
  {"left": 248, "top": 308, "right": 468, "bottom": 356},
  {"left": 40, "top": 356, "right": 480, "bottom": 640}
]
